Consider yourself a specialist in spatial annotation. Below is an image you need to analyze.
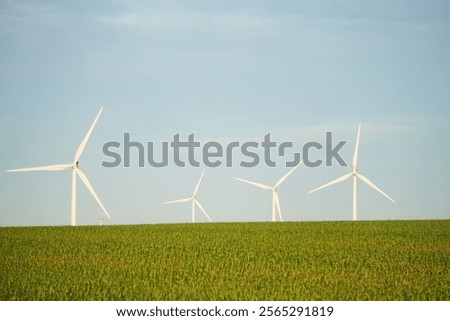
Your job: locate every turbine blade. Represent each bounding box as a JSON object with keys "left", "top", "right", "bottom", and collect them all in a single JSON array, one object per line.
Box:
[
  {"left": 7, "top": 164, "right": 72, "bottom": 172},
  {"left": 353, "top": 123, "right": 361, "bottom": 169},
  {"left": 195, "top": 199, "right": 212, "bottom": 222},
  {"left": 357, "top": 173, "right": 396, "bottom": 203},
  {"left": 162, "top": 197, "right": 192, "bottom": 205},
  {"left": 74, "top": 107, "right": 103, "bottom": 163},
  {"left": 308, "top": 172, "right": 353, "bottom": 194},
  {"left": 76, "top": 168, "right": 111, "bottom": 219},
  {"left": 193, "top": 169, "right": 205, "bottom": 197},
  {"left": 275, "top": 161, "right": 303, "bottom": 187},
  {"left": 274, "top": 192, "right": 283, "bottom": 221},
  {"left": 233, "top": 177, "right": 272, "bottom": 190}
]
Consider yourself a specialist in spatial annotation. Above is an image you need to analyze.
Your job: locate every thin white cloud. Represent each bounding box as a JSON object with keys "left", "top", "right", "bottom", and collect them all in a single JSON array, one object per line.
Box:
[
  {"left": 0, "top": 2, "right": 68, "bottom": 33},
  {"left": 94, "top": 10, "right": 274, "bottom": 30},
  {"left": 0, "top": 3, "right": 63, "bottom": 22},
  {"left": 95, "top": 12, "right": 200, "bottom": 29}
]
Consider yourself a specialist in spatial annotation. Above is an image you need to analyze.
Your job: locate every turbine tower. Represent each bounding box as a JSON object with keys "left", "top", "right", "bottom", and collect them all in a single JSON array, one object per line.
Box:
[
  {"left": 7, "top": 107, "right": 111, "bottom": 226},
  {"left": 234, "top": 161, "right": 302, "bottom": 221},
  {"left": 309, "top": 123, "right": 395, "bottom": 221},
  {"left": 162, "top": 169, "right": 212, "bottom": 223}
]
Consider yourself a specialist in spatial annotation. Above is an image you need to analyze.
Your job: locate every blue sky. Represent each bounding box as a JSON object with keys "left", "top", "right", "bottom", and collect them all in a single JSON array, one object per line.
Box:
[{"left": 0, "top": 0, "right": 449, "bottom": 226}]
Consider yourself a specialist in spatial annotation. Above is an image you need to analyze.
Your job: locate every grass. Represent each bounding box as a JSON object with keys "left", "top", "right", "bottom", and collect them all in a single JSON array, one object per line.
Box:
[{"left": 0, "top": 220, "right": 449, "bottom": 300}]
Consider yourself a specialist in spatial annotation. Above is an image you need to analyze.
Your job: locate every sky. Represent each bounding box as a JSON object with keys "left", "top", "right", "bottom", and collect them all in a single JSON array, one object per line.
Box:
[{"left": 0, "top": 0, "right": 449, "bottom": 226}]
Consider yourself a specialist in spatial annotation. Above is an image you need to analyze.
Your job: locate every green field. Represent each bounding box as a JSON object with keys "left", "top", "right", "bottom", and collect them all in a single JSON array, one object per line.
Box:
[{"left": 0, "top": 220, "right": 448, "bottom": 300}]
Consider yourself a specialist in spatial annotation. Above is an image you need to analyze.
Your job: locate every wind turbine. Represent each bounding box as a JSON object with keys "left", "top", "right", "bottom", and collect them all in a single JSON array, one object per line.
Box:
[
  {"left": 308, "top": 123, "right": 395, "bottom": 221},
  {"left": 162, "top": 169, "right": 212, "bottom": 223},
  {"left": 7, "top": 107, "right": 111, "bottom": 226},
  {"left": 233, "top": 161, "right": 302, "bottom": 222}
]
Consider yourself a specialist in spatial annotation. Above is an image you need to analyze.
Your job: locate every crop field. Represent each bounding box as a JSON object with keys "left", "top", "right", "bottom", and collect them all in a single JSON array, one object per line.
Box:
[{"left": 0, "top": 220, "right": 448, "bottom": 300}]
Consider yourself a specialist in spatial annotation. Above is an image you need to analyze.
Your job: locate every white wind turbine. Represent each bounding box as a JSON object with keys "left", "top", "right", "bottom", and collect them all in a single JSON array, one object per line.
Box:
[
  {"left": 162, "top": 169, "right": 212, "bottom": 223},
  {"left": 233, "top": 162, "right": 302, "bottom": 222},
  {"left": 7, "top": 107, "right": 111, "bottom": 226},
  {"left": 309, "top": 123, "right": 395, "bottom": 221}
]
